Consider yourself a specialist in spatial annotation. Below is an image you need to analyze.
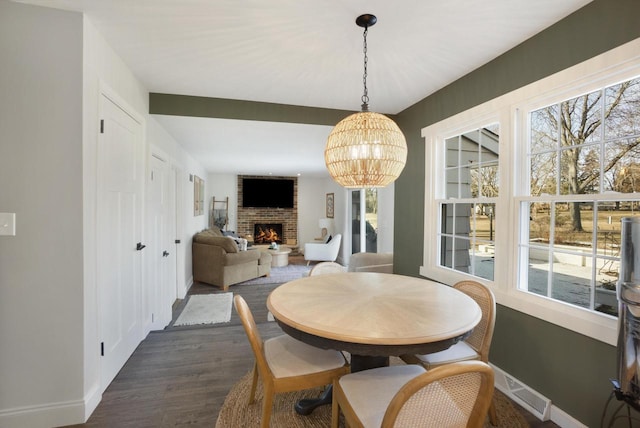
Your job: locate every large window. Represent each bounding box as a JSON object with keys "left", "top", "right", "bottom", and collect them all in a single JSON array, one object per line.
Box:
[
  {"left": 439, "top": 126, "right": 499, "bottom": 281},
  {"left": 421, "top": 40, "right": 640, "bottom": 345},
  {"left": 519, "top": 78, "right": 640, "bottom": 316}
]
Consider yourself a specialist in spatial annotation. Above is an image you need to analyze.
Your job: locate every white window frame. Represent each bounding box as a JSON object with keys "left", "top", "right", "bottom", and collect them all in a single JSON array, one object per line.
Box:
[{"left": 421, "top": 38, "right": 640, "bottom": 346}]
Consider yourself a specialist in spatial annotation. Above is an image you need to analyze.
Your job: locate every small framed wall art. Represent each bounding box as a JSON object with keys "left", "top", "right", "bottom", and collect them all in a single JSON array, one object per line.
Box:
[
  {"left": 193, "top": 175, "right": 204, "bottom": 216},
  {"left": 326, "top": 193, "right": 334, "bottom": 218}
]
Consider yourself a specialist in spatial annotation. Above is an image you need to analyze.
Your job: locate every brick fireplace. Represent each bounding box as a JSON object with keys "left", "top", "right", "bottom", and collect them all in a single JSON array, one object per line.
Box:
[{"left": 237, "top": 175, "right": 298, "bottom": 245}]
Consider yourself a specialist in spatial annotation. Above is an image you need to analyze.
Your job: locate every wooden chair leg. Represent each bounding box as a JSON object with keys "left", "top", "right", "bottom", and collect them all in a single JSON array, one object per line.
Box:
[
  {"left": 331, "top": 383, "right": 340, "bottom": 428},
  {"left": 488, "top": 398, "right": 497, "bottom": 426},
  {"left": 248, "top": 363, "right": 258, "bottom": 404},
  {"left": 260, "top": 387, "right": 274, "bottom": 428}
]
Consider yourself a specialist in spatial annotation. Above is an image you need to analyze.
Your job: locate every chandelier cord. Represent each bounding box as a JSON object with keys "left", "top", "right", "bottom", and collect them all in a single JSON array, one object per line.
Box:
[{"left": 361, "top": 26, "right": 369, "bottom": 111}]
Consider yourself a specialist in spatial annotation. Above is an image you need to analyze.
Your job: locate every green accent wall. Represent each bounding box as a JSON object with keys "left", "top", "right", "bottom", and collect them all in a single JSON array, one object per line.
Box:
[{"left": 393, "top": 0, "right": 640, "bottom": 425}]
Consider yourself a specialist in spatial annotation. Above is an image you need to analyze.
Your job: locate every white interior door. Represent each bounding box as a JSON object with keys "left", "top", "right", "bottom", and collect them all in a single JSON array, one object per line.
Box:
[
  {"left": 148, "top": 154, "right": 174, "bottom": 330},
  {"left": 97, "top": 93, "right": 144, "bottom": 390},
  {"left": 174, "top": 168, "right": 187, "bottom": 298}
]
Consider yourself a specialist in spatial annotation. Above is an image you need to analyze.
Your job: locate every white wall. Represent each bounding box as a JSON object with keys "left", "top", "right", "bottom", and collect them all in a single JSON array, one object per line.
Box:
[
  {"left": 376, "top": 184, "right": 395, "bottom": 253},
  {"left": 207, "top": 173, "right": 238, "bottom": 231},
  {"left": 0, "top": 2, "right": 85, "bottom": 427},
  {"left": 0, "top": 3, "right": 208, "bottom": 426}
]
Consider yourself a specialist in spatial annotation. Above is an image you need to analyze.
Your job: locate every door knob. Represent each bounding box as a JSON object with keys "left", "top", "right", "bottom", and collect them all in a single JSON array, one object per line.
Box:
[
  {"left": 163, "top": 250, "right": 170, "bottom": 257},
  {"left": 136, "top": 242, "right": 146, "bottom": 251}
]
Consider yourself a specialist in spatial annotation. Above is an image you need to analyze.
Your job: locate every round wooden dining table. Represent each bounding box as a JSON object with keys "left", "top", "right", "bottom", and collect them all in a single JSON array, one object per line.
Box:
[{"left": 266, "top": 272, "right": 481, "bottom": 414}]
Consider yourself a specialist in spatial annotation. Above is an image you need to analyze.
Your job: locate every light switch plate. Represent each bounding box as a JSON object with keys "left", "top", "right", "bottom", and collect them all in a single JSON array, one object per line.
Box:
[{"left": 0, "top": 213, "right": 16, "bottom": 236}]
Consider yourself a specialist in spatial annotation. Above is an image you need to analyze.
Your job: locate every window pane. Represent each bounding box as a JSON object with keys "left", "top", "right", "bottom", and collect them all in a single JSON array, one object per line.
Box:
[
  {"left": 445, "top": 168, "right": 459, "bottom": 198},
  {"left": 605, "top": 77, "right": 640, "bottom": 139},
  {"left": 460, "top": 166, "right": 473, "bottom": 198},
  {"left": 530, "top": 105, "right": 559, "bottom": 153},
  {"left": 365, "top": 189, "right": 378, "bottom": 253},
  {"left": 441, "top": 203, "right": 455, "bottom": 234},
  {"left": 530, "top": 202, "right": 551, "bottom": 244},
  {"left": 479, "top": 163, "right": 499, "bottom": 197},
  {"left": 604, "top": 139, "right": 640, "bottom": 193},
  {"left": 472, "top": 203, "right": 496, "bottom": 242},
  {"left": 550, "top": 256, "right": 591, "bottom": 309},
  {"left": 479, "top": 126, "right": 499, "bottom": 166},
  {"left": 553, "top": 202, "right": 593, "bottom": 245},
  {"left": 446, "top": 136, "right": 459, "bottom": 167},
  {"left": 473, "top": 239, "right": 495, "bottom": 281},
  {"left": 530, "top": 152, "right": 557, "bottom": 195},
  {"left": 528, "top": 257, "right": 550, "bottom": 297},
  {"left": 440, "top": 236, "right": 453, "bottom": 269},
  {"left": 454, "top": 204, "right": 472, "bottom": 238},
  {"left": 595, "top": 257, "right": 619, "bottom": 316},
  {"left": 560, "top": 146, "right": 600, "bottom": 195},
  {"left": 461, "top": 130, "right": 480, "bottom": 166},
  {"left": 453, "top": 237, "right": 471, "bottom": 274},
  {"left": 596, "top": 202, "right": 622, "bottom": 252},
  {"left": 561, "top": 91, "right": 602, "bottom": 146}
]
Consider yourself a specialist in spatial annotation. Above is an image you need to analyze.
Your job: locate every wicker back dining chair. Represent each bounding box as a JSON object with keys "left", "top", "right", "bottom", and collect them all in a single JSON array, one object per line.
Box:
[
  {"left": 331, "top": 360, "right": 495, "bottom": 428},
  {"left": 233, "top": 295, "right": 349, "bottom": 428},
  {"left": 401, "top": 280, "right": 497, "bottom": 425}
]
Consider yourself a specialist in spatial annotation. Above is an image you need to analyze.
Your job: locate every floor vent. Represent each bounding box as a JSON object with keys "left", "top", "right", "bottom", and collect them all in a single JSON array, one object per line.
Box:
[{"left": 491, "top": 364, "right": 551, "bottom": 421}]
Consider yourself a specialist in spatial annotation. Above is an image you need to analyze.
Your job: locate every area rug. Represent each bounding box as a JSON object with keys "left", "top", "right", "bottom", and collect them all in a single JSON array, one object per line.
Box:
[
  {"left": 216, "top": 368, "right": 529, "bottom": 428},
  {"left": 236, "top": 264, "right": 312, "bottom": 286},
  {"left": 173, "top": 293, "right": 232, "bottom": 326}
]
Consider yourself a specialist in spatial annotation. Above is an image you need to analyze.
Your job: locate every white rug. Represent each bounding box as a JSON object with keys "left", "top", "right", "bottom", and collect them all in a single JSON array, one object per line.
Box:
[
  {"left": 174, "top": 293, "right": 233, "bottom": 326},
  {"left": 236, "top": 264, "right": 311, "bottom": 286}
]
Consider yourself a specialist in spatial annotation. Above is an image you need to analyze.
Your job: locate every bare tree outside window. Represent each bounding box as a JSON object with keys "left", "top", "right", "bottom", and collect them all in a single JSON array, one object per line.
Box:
[{"left": 525, "top": 76, "right": 640, "bottom": 315}]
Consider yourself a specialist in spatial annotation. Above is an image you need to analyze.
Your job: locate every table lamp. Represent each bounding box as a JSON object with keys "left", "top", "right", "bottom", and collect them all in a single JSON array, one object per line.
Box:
[{"left": 319, "top": 218, "right": 333, "bottom": 239}]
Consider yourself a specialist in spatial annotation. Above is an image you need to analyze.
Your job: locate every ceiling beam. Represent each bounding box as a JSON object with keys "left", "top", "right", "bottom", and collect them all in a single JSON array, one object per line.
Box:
[{"left": 149, "top": 93, "right": 365, "bottom": 126}]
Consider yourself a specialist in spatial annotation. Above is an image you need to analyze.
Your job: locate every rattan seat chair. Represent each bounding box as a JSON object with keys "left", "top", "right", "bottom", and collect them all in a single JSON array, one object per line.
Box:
[
  {"left": 331, "top": 360, "right": 494, "bottom": 428},
  {"left": 233, "top": 295, "right": 349, "bottom": 428},
  {"left": 401, "top": 280, "right": 497, "bottom": 425}
]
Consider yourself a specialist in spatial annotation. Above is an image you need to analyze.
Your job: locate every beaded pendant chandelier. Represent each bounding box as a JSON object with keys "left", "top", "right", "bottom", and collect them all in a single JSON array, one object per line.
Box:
[{"left": 325, "top": 14, "right": 407, "bottom": 188}]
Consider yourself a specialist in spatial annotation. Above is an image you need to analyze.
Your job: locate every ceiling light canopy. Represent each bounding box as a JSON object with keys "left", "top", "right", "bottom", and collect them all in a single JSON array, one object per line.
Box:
[{"left": 325, "top": 14, "right": 407, "bottom": 188}]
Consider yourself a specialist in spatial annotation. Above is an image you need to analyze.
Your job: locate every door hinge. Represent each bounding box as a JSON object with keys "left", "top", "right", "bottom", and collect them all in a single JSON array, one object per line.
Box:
[
  {"left": 175, "top": 239, "right": 181, "bottom": 244},
  {"left": 101, "top": 342, "right": 104, "bottom": 356},
  {"left": 100, "top": 119, "right": 104, "bottom": 134}
]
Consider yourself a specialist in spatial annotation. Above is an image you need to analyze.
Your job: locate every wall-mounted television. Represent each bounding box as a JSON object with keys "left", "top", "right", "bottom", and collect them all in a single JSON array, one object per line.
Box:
[{"left": 242, "top": 178, "right": 294, "bottom": 208}]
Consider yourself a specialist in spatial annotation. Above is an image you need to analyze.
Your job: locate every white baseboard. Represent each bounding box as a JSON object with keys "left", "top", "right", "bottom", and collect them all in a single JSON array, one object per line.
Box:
[
  {"left": 84, "top": 384, "right": 102, "bottom": 421},
  {"left": 0, "top": 385, "right": 102, "bottom": 428},
  {"left": 0, "top": 399, "right": 86, "bottom": 428}
]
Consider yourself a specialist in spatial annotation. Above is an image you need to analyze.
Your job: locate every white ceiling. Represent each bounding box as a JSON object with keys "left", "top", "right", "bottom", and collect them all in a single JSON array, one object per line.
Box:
[{"left": 19, "top": 0, "right": 591, "bottom": 177}]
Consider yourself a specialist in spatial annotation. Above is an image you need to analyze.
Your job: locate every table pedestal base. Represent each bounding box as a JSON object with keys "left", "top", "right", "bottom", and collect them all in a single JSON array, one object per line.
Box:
[
  {"left": 294, "top": 386, "right": 333, "bottom": 415},
  {"left": 293, "top": 355, "right": 389, "bottom": 415}
]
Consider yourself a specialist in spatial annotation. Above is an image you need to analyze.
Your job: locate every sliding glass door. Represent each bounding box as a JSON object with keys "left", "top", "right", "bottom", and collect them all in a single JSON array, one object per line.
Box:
[{"left": 351, "top": 189, "right": 378, "bottom": 253}]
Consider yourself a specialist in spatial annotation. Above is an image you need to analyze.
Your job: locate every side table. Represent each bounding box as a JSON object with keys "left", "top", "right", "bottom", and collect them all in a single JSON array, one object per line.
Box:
[{"left": 268, "top": 247, "right": 292, "bottom": 267}]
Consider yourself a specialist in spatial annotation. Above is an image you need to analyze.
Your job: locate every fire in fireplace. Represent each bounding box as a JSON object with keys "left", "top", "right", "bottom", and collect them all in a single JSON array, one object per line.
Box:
[{"left": 254, "top": 223, "right": 283, "bottom": 245}]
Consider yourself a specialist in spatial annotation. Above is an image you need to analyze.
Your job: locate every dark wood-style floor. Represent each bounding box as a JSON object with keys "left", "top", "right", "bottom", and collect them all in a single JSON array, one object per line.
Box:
[{"left": 68, "top": 256, "right": 559, "bottom": 427}]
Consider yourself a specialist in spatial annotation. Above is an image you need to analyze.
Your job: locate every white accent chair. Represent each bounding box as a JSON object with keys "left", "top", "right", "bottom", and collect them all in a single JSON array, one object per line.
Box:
[{"left": 304, "top": 234, "right": 341, "bottom": 266}]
